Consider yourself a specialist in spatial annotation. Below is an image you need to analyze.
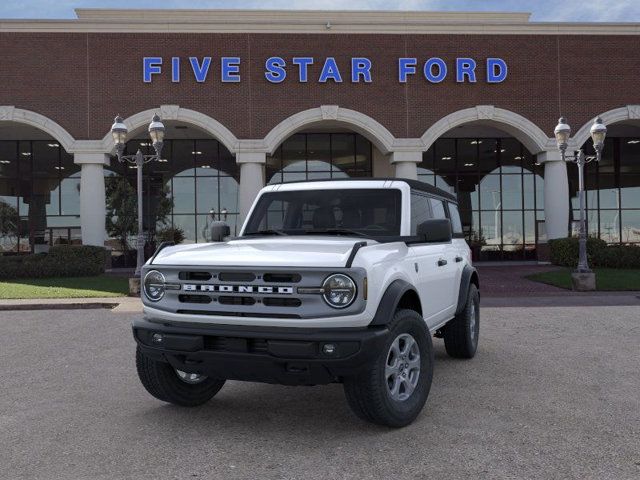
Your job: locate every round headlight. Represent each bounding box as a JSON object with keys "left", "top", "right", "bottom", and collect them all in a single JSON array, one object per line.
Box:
[
  {"left": 322, "top": 274, "right": 357, "bottom": 309},
  {"left": 143, "top": 270, "right": 165, "bottom": 302}
]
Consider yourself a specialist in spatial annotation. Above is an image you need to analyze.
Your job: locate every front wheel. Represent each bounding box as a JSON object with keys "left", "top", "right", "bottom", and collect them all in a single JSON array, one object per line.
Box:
[
  {"left": 136, "top": 347, "right": 226, "bottom": 407},
  {"left": 343, "top": 309, "right": 434, "bottom": 427}
]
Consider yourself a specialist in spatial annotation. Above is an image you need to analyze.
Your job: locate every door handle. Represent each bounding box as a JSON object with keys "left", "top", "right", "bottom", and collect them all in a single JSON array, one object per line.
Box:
[
  {"left": 437, "top": 259, "right": 447, "bottom": 267},
  {"left": 455, "top": 256, "right": 463, "bottom": 263}
]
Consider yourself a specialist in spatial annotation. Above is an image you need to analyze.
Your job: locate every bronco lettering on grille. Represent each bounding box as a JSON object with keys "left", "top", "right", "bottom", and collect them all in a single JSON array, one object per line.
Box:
[{"left": 182, "top": 284, "right": 294, "bottom": 294}]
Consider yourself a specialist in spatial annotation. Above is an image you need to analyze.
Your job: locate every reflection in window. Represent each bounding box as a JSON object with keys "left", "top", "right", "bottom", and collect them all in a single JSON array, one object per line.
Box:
[
  {"left": 267, "top": 133, "right": 373, "bottom": 184},
  {"left": 571, "top": 136, "right": 640, "bottom": 245},
  {"left": 419, "top": 138, "right": 543, "bottom": 260},
  {"left": 107, "top": 139, "right": 239, "bottom": 257},
  {"left": 0, "top": 140, "right": 80, "bottom": 253}
]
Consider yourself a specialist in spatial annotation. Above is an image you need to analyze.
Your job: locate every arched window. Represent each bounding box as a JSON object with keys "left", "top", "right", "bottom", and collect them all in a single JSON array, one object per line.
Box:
[{"left": 267, "top": 133, "right": 372, "bottom": 184}]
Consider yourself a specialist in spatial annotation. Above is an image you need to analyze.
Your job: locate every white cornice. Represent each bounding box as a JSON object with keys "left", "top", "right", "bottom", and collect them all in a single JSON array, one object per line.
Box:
[{"left": 0, "top": 9, "right": 639, "bottom": 35}]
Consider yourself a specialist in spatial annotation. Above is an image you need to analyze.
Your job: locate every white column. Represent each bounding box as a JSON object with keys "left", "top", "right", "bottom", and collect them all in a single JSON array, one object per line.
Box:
[
  {"left": 75, "top": 153, "right": 109, "bottom": 246},
  {"left": 237, "top": 151, "right": 266, "bottom": 225},
  {"left": 391, "top": 150, "right": 422, "bottom": 180},
  {"left": 538, "top": 151, "right": 569, "bottom": 240}
]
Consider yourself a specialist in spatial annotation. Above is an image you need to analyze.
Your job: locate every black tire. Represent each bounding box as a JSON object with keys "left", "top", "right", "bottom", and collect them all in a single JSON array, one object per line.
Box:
[
  {"left": 135, "top": 346, "right": 225, "bottom": 407},
  {"left": 343, "top": 309, "right": 434, "bottom": 428},
  {"left": 443, "top": 284, "right": 480, "bottom": 359}
]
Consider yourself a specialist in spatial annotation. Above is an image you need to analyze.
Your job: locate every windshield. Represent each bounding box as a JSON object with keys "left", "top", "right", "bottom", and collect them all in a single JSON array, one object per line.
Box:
[{"left": 243, "top": 188, "right": 402, "bottom": 238}]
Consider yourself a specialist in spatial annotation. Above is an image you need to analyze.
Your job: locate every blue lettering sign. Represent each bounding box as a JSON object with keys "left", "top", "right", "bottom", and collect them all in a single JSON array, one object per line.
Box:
[
  {"left": 265, "top": 56, "right": 287, "bottom": 83},
  {"left": 351, "top": 58, "right": 372, "bottom": 83},
  {"left": 292, "top": 57, "right": 314, "bottom": 82},
  {"left": 398, "top": 58, "right": 417, "bottom": 83},
  {"left": 456, "top": 58, "right": 477, "bottom": 83},
  {"left": 189, "top": 57, "right": 211, "bottom": 83},
  {"left": 487, "top": 58, "right": 508, "bottom": 83},
  {"left": 171, "top": 57, "right": 180, "bottom": 83},
  {"left": 424, "top": 57, "right": 447, "bottom": 83},
  {"left": 221, "top": 57, "right": 241, "bottom": 82},
  {"left": 143, "top": 57, "right": 162, "bottom": 83},
  {"left": 319, "top": 57, "right": 342, "bottom": 83}
]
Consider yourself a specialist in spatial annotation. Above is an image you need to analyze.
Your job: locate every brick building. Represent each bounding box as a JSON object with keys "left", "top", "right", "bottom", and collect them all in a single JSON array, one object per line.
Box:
[{"left": 0, "top": 9, "right": 638, "bottom": 262}]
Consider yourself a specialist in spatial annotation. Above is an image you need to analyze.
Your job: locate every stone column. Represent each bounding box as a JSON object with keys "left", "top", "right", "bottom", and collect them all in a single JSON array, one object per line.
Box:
[
  {"left": 237, "top": 151, "right": 266, "bottom": 225},
  {"left": 538, "top": 151, "right": 570, "bottom": 240},
  {"left": 391, "top": 147, "right": 423, "bottom": 180},
  {"left": 75, "top": 153, "right": 110, "bottom": 246}
]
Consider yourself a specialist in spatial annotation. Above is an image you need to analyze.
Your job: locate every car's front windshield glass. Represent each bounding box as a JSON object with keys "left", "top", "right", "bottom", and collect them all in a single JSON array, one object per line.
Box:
[{"left": 243, "top": 188, "right": 402, "bottom": 238}]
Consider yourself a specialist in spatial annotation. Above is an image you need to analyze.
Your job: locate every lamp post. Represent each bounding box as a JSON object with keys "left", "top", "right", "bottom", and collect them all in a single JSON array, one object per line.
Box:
[
  {"left": 111, "top": 114, "right": 165, "bottom": 277},
  {"left": 553, "top": 116, "right": 607, "bottom": 287}
]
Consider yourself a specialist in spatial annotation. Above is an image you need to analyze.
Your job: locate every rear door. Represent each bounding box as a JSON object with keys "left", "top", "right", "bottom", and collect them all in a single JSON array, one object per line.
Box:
[{"left": 406, "top": 193, "right": 456, "bottom": 326}]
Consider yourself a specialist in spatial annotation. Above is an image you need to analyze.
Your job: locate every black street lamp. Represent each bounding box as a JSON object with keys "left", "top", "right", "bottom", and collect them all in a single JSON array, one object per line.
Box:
[
  {"left": 111, "top": 114, "right": 165, "bottom": 277},
  {"left": 553, "top": 116, "right": 607, "bottom": 287}
]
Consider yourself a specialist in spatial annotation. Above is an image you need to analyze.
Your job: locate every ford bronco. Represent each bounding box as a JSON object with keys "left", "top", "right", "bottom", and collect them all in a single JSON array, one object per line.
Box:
[{"left": 133, "top": 178, "right": 479, "bottom": 427}]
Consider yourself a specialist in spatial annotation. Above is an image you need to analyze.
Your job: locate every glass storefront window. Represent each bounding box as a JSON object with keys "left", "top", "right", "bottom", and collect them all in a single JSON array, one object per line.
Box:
[
  {"left": 0, "top": 140, "right": 80, "bottom": 253},
  {"left": 267, "top": 133, "right": 372, "bottom": 185},
  {"left": 106, "top": 138, "right": 239, "bottom": 264}
]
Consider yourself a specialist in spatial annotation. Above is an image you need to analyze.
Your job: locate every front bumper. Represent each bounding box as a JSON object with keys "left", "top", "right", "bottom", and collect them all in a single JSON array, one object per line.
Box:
[{"left": 133, "top": 318, "right": 390, "bottom": 386}]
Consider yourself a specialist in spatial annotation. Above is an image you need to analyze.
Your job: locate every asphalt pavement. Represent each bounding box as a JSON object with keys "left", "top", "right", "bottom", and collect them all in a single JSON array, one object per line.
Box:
[{"left": 1, "top": 306, "right": 639, "bottom": 480}]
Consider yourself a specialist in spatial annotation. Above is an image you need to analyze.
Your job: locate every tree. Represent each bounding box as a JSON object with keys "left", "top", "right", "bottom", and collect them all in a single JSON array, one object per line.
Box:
[{"left": 105, "top": 176, "right": 172, "bottom": 252}]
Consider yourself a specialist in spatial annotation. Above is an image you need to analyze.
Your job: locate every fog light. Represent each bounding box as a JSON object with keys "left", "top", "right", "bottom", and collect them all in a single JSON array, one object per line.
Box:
[
  {"left": 322, "top": 343, "right": 336, "bottom": 355},
  {"left": 152, "top": 333, "right": 164, "bottom": 344}
]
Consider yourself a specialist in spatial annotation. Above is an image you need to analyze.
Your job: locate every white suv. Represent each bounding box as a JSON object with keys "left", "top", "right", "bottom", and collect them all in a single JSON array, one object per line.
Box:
[{"left": 134, "top": 179, "right": 479, "bottom": 427}]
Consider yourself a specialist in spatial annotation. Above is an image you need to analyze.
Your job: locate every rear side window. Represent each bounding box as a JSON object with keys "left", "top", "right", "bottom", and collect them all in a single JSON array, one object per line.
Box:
[
  {"left": 448, "top": 203, "right": 463, "bottom": 234},
  {"left": 429, "top": 198, "right": 447, "bottom": 219},
  {"left": 410, "top": 193, "right": 432, "bottom": 234}
]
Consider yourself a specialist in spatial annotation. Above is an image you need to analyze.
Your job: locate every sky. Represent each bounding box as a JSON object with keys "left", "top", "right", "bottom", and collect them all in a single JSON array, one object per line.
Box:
[{"left": 0, "top": 0, "right": 639, "bottom": 22}]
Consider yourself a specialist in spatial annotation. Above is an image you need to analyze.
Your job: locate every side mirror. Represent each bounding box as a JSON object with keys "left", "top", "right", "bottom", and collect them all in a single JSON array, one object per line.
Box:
[
  {"left": 210, "top": 222, "right": 231, "bottom": 242},
  {"left": 416, "top": 218, "right": 452, "bottom": 243}
]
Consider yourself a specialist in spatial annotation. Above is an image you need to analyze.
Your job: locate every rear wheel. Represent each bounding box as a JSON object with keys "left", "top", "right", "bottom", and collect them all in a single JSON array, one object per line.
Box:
[
  {"left": 443, "top": 284, "right": 479, "bottom": 359},
  {"left": 136, "top": 347, "right": 225, "bottom": 407},
  {"left": 343, "top": 309, "right": 434, "bottom": 427}
]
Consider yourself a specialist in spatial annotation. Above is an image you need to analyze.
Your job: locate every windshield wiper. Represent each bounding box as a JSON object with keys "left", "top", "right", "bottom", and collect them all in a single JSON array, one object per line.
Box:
[
  {"left": 305, "top": 228, "right": 371, "bottom": 238},
  {"left": 243, "top": 229, "right": 287, "bottom": 236}
]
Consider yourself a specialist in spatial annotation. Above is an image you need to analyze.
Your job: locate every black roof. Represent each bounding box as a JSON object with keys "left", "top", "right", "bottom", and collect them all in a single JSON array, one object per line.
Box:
[{"left": 274, "top": 177, "right": 457, "bottom": 203}]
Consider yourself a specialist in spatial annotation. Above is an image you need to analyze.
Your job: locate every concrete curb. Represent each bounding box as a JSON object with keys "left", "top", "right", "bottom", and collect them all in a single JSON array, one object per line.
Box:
[
  {"left": 0, "top": 302, "right": 120, "bottom": 311},
  {"left": 0, "top": 296, "right": 142, "bottom": 313}
]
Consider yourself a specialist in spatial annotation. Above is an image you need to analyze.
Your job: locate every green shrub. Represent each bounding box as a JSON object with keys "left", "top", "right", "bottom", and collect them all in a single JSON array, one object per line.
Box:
[
  {"left": 594, "top": 245, "right": 640, "bottom": 268},
  {"left": 549, "top": 237, "right": 640, "bottom": 269},
  {"left": 0, "top": 245, "right": 108, "bottom": 280},
  {"left": 549, "top": 237, "right": 607, "bottom": 267}
]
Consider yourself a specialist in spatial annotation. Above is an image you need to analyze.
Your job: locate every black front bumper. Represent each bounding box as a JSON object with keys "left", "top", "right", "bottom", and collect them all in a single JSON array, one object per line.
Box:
[{"left": 133, "top": 318, "right": 390, "bottom": 386}]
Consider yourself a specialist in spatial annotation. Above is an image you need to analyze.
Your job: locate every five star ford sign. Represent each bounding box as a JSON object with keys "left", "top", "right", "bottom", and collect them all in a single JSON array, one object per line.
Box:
[{"left": 142, "top": 56, "right": 508, "bottom": 84}]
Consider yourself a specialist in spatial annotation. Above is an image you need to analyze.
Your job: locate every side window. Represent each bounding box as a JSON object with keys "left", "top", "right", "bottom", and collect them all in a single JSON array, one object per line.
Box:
[
  {"left": 429, "top": 198, "right": 447, "bottom": 220},
  {"left": 410, "top": 192, "right": 432, "bottom": 235},
  {"left": 448, "top": 203, "right": 464, "bottom": 234}
]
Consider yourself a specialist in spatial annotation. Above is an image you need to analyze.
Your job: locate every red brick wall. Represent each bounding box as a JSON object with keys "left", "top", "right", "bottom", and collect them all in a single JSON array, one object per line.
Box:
[{"left": 0, "top": 32, "right": 638, "bottom": 142}]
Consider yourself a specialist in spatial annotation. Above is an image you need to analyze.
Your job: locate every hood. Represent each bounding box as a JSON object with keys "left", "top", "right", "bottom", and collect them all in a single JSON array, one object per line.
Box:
[{"left": 151, "top": 236, "right": 371, "bottom": 268}]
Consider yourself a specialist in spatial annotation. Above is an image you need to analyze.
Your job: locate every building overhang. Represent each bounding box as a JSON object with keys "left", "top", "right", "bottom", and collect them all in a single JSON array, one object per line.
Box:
[{"left": 0, "top": 9, "right": 639, "bottom": 35}]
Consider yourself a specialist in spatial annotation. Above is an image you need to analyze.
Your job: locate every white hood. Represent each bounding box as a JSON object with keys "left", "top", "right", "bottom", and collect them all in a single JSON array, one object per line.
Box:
[{"left": 151, "top": 236, "right": 370, "bottom": 268}]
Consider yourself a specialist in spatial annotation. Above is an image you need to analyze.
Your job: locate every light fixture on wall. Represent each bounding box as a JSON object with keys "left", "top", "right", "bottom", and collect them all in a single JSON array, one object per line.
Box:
[
  {"left": 110, "top": 112, "right": 166, "bottom": 277},
  {"left": 553, "top": 116, "right": 607, "bottom": 286}
]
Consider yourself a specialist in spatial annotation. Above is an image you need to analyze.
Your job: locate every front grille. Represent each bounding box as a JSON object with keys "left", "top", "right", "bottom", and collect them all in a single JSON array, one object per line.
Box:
[
  {"left": 263, "top": 273, "right": 301, "bottom": 283},
  {"left": 219, "top": 272, "right": 256, "bottom": 282},
  {"left": 151, "top": 266, "right": 366, "bottom": 320},
  {"left": 179, "top": 271, "right": 212, "bottom": 281},
  {"left": 179, "top": 294, "right": 212, "bottom": 304},
  {"left": 219, "top": 296, "right": 256, "bottom": 306},
  {"left": 263, "top": 297, "right": 302, "bottom": 307}
]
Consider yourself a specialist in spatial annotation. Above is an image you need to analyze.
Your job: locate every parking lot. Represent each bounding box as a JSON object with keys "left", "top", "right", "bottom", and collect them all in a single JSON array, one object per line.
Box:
[{"left": 1, "top": 305, "right": 639, "bottom": 480}]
